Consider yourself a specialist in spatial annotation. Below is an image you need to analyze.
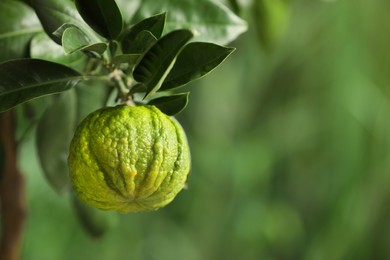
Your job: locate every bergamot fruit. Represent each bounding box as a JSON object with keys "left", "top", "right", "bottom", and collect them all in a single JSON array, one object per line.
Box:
[{"left": 68, "top": 105, "right": 190, "bottom": 213}]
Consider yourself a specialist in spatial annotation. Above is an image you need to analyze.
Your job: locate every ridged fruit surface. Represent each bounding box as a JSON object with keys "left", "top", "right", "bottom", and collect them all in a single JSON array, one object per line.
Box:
[{"left": 68, "top": 105, "right": 190, "bottom": 213}]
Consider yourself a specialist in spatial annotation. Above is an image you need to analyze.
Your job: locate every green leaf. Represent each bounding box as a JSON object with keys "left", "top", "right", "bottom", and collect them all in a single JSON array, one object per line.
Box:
[
  {"left": 122, "top": 30, "right": 157, "bottom": 54},
  {"left": 30, "top": 32, "right": 87, "bottom": 70},
  {"left": 75, "top": 0, "right": 123, "bottom": 39},
  {"left": 0, "top": 0, "right": 42, "bottom": 61},
  {"left": 71, "top": 193, "right": 115, "bottom": 238},
  {"left": 0, "top": 59, "right": 82, "bottom": 112},
  {"left": 160, "top": 42, "right": 235, "bottom": 91},
  {"left": 132, "top": 0, "right": 247, "bottom": 45},
  {"left": 31, "top": 0, "right": 101, "bottom": 44},
  {"left": 109, "top": 40, "right": 120, "bottom": 57},
  {"left": 52, "top": 23, "right": 77, "bottom": 41},
  {"left": 62, "top": 27, "right": 107, "bottom": 54},
  {"left": 61, "top": 27, "right": 91, "bottom": 54},
  {"left": 148, "top": 92, "right": 189, "bottom": 116},
  {"left": 111, "top": 54, "right": 141, "bottom": 67},
  {"left": 82, "top": 43, "right": 108, "bottom": 55},
  {"left": 121, "top": 12, "right": 165, "bottom": 53},
  {"left": 133, "top": 29, "right": 193, "bottom": 99},
  {"left": 36, "top": 90, "right": 77, "bottom": 193}
]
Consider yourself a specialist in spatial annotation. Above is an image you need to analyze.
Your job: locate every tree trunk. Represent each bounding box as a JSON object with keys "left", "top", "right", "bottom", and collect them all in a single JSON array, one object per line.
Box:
[{"left": 0, "top": 110, "right": 26, "bottom": 260}]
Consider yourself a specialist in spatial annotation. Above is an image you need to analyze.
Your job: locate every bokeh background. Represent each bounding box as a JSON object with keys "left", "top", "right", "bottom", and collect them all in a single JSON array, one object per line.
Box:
[{"left": 17, "top": 0, "right": 390, "bottom": 259}]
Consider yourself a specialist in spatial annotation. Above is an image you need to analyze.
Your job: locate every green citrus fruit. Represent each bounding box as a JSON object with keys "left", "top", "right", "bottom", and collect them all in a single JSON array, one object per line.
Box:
[{"left": 68, "top": 105, "right": 190, "bottom": 213}]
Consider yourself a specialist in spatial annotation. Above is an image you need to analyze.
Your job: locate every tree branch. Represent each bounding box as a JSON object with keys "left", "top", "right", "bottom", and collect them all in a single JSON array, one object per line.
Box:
[{"left": 0, "top": 110, "right": 27, "bottom": 260}]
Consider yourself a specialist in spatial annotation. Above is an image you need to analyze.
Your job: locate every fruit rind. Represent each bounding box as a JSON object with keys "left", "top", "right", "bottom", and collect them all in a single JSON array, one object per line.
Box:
[{"left": 68, "top": 105, "right": 190, "bottom": 213}]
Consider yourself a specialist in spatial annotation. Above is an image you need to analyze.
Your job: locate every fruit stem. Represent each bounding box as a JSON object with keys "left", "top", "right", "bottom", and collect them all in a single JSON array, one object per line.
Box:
[{"left": 109, "top": 69, "right": 133, "bottom": 103}]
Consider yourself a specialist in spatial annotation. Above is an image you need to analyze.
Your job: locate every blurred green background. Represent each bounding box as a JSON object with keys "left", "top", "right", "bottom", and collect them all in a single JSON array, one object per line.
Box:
[{"left": 18, "top": 0, "right": 390, "bottom": 259}]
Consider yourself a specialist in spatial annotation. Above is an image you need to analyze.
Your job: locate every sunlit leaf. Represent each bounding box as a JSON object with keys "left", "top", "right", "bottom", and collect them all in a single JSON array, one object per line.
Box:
[
  {"left": 133, "top": 29, "right": 193, "bottom": 99},
  {"left": 0, "top": 59, "right": 82, "bottom": 112},
  {"left": 132, "top": 0, "right": 247, "bottom": 45},
  {"left": 161, "top": 42, "right": 235, "bottom": 91},
  {"left": 148, "top": 92, "right": 189, "bottom": 116},
  {"left": 75, "top": 0, "right": 123, "bottom": 39},
  {"left": 36, "top": 90, "right": 76, "bottom": 193}
]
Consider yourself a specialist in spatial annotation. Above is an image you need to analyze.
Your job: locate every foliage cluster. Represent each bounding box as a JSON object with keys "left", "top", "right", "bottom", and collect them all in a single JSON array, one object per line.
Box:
[{"left": 0, "top": 0, "right": 246, "bottom": 237}]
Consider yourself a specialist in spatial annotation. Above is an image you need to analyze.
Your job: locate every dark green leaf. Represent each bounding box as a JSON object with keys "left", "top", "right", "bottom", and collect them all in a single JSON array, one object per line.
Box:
[
  {"left": 132, "top": 0, "right": 247, "bottom": 45},
  {"left": 148, "top": 92, "right": 189, "bottom": 116},
  {"left": 161, "top": 42, "right": 235, "bottom": 91},
  {"left": 36, "top": 90, "right": 76, "bottom": 193},
  {"left": 121, "top": 12, "right": 165, "bottom": 52},
  {"left": 133, "top": 29, "right": 193, "bottom": 99},
  {"left": 0, "top": 0, "right": 42, "bottom": 61},
  {"left": 62, "top": 27, "right": 107, "bottom": 54},
  {"left": 122, "top": 30, "right": 157, "bottom": 54},
  {"left": 82, "top": 43, "right": 108, "bottom": 55},
  {"left": 111, "top": 54, "right": 141, "bottom": 67},
  {"left": 0, "top": 59, "right": 82, "bottom": 112},
  {"left": 30, "top": 32, "right": 87, "bottom": 70},
  {"left": 72, "top": 193, "right": 115, "bottom": 238},
  {"left": 75, "top": 0, "right": 123, "bottom": 39},
  {"left": 31, "top": 0, "right": 101, "bottom": 44}
]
